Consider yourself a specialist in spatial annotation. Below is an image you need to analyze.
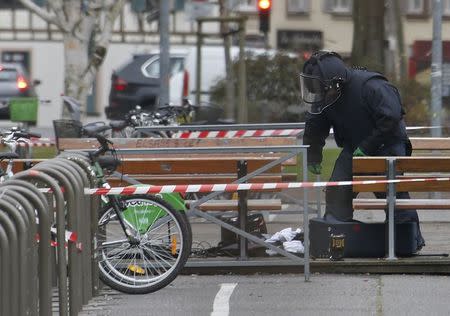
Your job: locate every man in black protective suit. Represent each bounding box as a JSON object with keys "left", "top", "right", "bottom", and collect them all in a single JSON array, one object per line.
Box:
[{"left": 300, "top": 50, "right": 425, "bottom": 250}]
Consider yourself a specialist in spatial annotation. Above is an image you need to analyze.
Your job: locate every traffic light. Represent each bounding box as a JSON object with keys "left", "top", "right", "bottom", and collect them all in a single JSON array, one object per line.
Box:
[{"left": 257, "top": 0, "right": 271, "bottom": 33}]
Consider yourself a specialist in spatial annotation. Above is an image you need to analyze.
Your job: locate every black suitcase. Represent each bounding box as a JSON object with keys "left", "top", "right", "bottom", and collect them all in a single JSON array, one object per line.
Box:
[{"left": 309, "top": 217, "right": 419, "bottom": 258}]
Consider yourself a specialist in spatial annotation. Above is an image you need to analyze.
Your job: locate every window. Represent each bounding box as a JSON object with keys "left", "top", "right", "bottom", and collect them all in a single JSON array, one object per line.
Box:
[
  {"left": 235, "top": 0, "right": 257, "bottom": 12},
  {"left": 443, "top": 0, "right": 450, "bottom": 15},
  {"left": 287, "top": 0, "right": 310, "bottom": 14},
  {"left": 0, "top": 68, "right": 17, "bottom": 81},
  {"left": 323, "top": 0, "right": 352, "bottom": 15},
  {"left": 142, "top": 56, "right": 185, "bottom": 78},
  {"left": 406, "top": 0, "right": 424, "bottom": 14},
  {"left": 331, "top": 0, "right": 352, "bottom": 13}
]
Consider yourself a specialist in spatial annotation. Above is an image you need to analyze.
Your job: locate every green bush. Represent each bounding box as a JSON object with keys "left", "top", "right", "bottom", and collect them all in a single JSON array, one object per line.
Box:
[
  {"left": 394, "top": 78, "right": 431, "bottom": 126},
  {"left": 210, "top": 52, "right": 305, "bottom": 123}
]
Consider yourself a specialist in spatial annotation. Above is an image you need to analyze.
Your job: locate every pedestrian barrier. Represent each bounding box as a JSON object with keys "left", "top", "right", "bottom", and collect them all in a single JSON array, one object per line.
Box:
[{"left": 55, "top": 135, "right": 311, "bottom": 280}]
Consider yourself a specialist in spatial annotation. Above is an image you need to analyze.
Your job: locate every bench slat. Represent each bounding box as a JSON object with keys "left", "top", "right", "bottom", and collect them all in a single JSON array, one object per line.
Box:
[
  {"left": 185, "top": 199, "right": 282, "bottom": 211},
  {"left": 353, "top": 175, "right": 450, "bottom": 192},
  {"left": 353, "top": 198, "right": 450, "bottom": 210},
  {"left": 108, "top": 174, "right": 283, "bottom": 186},
  {"left": 410, "top": 137, "right": 450, "bottom": 150},
  {"left": 354, "top": 157, "right": 450, "bottom": 173},
  {"left": 116, "top": 158, "right": 282, "bottom": 174}
]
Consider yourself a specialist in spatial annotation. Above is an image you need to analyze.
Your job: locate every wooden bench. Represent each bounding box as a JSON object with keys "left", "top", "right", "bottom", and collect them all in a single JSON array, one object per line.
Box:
[
  {"left": 352, "top": 137, "right": 450, "bottom": 257},
  {"left": 353, "top": 138, "right": 450, "bottom": 211},
  {"left": 56, "top": 137, "right": 302, "bottom": 213}
]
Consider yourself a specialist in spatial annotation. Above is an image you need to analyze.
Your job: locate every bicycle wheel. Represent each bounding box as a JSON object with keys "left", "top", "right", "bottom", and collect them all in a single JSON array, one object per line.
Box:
[{"left": 97, "top": 194, "right": 191, "bottom": 294}]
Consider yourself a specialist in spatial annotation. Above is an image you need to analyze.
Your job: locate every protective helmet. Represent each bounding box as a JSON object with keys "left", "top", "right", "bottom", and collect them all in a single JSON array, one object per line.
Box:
[{"left": 300, "top": 51, "right": 349, "bottom": 114}]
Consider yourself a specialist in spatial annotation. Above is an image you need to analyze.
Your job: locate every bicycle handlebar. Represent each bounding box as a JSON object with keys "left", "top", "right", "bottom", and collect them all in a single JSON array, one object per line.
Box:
[{"left": 14, "top": 131, "right": 42, "bottom": 139}]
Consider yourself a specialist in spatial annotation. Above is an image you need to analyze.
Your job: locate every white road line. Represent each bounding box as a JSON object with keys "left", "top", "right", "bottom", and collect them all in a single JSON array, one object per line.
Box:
[{"left": 211, "top": 283, "right": 237, "bottom": 316}]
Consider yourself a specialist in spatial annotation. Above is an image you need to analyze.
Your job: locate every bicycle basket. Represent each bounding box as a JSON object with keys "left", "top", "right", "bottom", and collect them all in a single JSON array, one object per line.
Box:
[{"left": 53, "top": 119, "right": 83, "bottom": 151}]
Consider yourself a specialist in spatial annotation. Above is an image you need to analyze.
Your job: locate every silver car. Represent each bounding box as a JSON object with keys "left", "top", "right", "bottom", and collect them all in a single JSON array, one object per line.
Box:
[{"left": 0, "top": 62, "right": 40, "bottom": 119}]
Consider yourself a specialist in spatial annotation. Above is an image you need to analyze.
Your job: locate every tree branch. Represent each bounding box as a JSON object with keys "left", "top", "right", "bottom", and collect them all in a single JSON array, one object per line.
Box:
[
  {"left": 18, "top": 0, "right": 66, "bottom": 31},
  {"left": 46, "top": 0, "right": 70, "bottom": 32},
  {"left": 96, "top": 0, "right": 127, "bottom": 46}
]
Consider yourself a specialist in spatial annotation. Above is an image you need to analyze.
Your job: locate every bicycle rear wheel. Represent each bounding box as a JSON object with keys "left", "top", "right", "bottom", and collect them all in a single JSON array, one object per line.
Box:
[{"left": 97, "top": 194, "right": 191, "bottom": 294}]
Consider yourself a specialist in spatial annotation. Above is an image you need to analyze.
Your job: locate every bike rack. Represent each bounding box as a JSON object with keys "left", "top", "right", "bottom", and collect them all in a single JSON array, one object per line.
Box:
[
  {"left": 34, "top": 162, "right": 84, "bottom": 315},
  {"left": 0, "top": 154, "right": 101, "bottom": 316},
  {"left": 0, "top": 199, "right": 21, "bottom": 316},
  {"left": 1, "top": 179, "right": 52, "bottom": 316},
  {"left": 49, "top": 157, "right": 94, "bottom": 304},
  {"left": 0, "top": 183, "right": 45, "bottom": 314},
  {"left": 58, "top": 152, "right": 102, "bottom": 295},
  {"left": 0, "top": 188, "right": 37, "bottom": 315}
]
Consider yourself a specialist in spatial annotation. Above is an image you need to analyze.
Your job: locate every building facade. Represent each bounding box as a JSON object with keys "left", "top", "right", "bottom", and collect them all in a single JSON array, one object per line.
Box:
[{"left": 0, "top": 0, "right": 449, "bottom": 126}]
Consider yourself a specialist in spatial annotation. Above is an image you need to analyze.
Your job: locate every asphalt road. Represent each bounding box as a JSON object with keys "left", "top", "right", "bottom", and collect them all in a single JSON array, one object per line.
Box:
[{"left": 80, "top": 274, "right": 450, "bottom": 316}]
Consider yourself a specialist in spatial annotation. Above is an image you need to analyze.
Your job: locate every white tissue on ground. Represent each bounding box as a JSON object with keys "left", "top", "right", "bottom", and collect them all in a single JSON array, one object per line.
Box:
[{"left": 265, "top": 227, "right": 304, "bottom": 256}]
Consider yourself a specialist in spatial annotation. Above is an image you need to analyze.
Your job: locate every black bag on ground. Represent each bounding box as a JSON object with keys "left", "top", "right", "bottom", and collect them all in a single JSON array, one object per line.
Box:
[
  {"left": 216, "top": 213, "right": 268, "bottom": 257},
  {"left": 309, "top": 217, "right": 419, "bottom": 258}
]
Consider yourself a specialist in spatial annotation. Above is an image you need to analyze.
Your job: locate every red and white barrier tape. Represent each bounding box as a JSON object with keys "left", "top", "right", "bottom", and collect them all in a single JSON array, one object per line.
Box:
[
  {"left": 35, "top": 218, "right": 78, "bottom": 244},
  {"left": 173, "top": 129, "right": 303, "bottom": 139},
  {"left": 84, "top": 177, "right": 450, "bottom": 196},
  {"left": 35, "top": 230, "right": 80, "bottom": 249},
  {"left": 171, "top": 125, "right": 435, "bottom": 139},
  {"left": 50, "top": 226, "right": 78, "bottom": 243},
  {"left": 17, "top": 142, "right": 55, "bottom": 147}
]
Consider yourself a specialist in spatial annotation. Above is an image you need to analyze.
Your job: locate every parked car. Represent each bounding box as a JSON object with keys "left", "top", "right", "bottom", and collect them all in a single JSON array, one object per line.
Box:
[
  {"left": 105, "top": 46, "right": 293, "bottom": 120},
  {"left": 105, "top": 46, "right": 254, "bottom": 120},
  {"left": 0, "top": 62, "right": 40, "bottom": 119},
  {"left": 106, "top": 52, "right": 186, "bottom": 120}
]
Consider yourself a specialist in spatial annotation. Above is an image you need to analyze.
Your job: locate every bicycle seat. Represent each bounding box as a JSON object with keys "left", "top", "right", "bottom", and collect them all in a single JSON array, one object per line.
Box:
[
  {"left": 83, "top": 124, "right": 111, "bottom": 137},
  {"left": 109, "top": 120, "right": 127, "bottom": 129},
  {"left": 0, "top": 152, "right": 19, "bottom": 160}
]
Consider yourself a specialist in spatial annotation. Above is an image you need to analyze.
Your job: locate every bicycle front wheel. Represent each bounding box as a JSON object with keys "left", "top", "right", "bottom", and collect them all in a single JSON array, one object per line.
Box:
[{"left": 97, "top": 195, "right": 191, "bottom": 294}]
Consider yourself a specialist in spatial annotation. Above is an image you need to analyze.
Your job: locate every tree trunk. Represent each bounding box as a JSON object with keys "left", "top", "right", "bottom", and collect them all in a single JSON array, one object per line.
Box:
[
  {"left": 219, "top": 0, "right": 236, "bottom": 120},
  {"left": 64, "top": 34, "right": 90, "bottom": 119},
  {"left": 351, "top": 0, "right": 385, "bottom": 73}
]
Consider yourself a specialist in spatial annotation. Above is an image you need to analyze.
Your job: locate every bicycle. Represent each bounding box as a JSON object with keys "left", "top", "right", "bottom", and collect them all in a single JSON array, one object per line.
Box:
[
  {"left": 58, "top": 121, "right": 193, "bottom": 294},
  {"left": 0, "top": 126, "right": 42, "bottom": 177}
]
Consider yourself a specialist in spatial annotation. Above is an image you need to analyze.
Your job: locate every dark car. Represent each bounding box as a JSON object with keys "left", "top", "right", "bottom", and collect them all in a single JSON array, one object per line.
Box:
[
  {"left": 0, "top": 62, "right": 39, "bottom": 119},
  {"left": 105, "top": 54, "right": 186, "bottom": 120}
]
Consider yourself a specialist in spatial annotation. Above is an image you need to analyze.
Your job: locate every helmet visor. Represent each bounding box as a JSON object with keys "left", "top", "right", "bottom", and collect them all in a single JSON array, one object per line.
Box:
[
  {"left": 299, "top": 74, "right": 327, "bottom": 114},
  {"left": 300, "top": 74, "right": 325, "bottom": 103},
  {"left": 300, "top": 73, "right": 342, "bottom": 114}
]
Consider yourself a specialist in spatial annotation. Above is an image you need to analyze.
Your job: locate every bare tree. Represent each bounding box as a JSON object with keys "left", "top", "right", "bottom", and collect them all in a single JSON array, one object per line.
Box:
[{"left": 19, "top": 0, "right": 126, "bottom": 116}]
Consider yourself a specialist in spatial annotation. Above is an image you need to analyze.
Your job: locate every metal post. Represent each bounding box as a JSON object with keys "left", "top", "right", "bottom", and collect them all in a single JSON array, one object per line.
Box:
[
  {"left": 159, "top": 0, "right": 170, "bottom": 107},
  {"left": 238, "top": 160, "right": 248, "bottom": 259},
  {"left": 196, "top": 20, "right": 203, "bottom": 107},
  {"left": 431, "top": 0, "right": 443, "bottom": 137},
  {"left": 303, "top": 149, "right": 310, "bottom": 281},
  {"left": 386, "top": 158, "right": 397, "bottom": 260},
  {"left": 237, "top": 18, "right": 247, "bottom": 123}
]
